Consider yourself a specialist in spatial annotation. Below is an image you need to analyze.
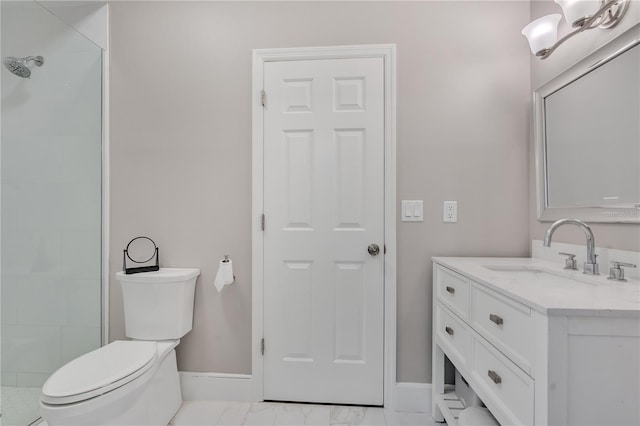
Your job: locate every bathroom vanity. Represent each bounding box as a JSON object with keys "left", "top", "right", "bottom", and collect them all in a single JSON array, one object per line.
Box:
[{"left": 431, "top": 256, "right": 640, "bottom": 426}]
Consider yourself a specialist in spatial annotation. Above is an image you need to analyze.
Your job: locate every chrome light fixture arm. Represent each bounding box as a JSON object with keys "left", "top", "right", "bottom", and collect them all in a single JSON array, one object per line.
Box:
[{"left": 536, "top": 0, "right": 629, "bottom": 59}]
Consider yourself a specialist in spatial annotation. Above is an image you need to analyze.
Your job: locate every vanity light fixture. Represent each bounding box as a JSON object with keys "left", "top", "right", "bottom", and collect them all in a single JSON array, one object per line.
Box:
[{"left": 522, "top": 0, "right": 630, "bottom": 59}]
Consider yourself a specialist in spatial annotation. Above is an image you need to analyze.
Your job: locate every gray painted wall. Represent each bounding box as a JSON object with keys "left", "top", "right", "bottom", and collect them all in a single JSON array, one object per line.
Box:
[
  {"left": 109, "top": 1, "right": 531, "bottom": 382},
  {"left": 528, "top": 0, "right": 640, "bottom": 252}
]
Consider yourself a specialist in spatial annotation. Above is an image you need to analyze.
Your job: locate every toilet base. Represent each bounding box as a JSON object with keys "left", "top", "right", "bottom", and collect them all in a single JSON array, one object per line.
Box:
[{"left": 41, "top": 348, "right": 182, "bottom": 426}]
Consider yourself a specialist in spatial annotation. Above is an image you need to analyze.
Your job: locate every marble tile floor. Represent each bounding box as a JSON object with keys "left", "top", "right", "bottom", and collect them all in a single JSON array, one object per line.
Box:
[
  {"left": 1, "top": 386, "right": 43, "bottom": 426},
  {"left": 33, "top": 400, "right": 442, "bottom": 426},
  {"left": 171, "top": 401, "right": 442, "bottom": 426}
]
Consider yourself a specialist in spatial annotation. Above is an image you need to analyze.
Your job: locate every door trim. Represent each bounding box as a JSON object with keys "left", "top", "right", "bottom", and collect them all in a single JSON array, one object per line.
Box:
[{"left": 251, "top": 44, "right": 397, "bottom": 406}]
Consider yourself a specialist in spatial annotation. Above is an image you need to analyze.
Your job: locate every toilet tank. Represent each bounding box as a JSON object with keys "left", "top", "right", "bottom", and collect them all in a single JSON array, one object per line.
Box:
[{"left": 116, "top": 268, "right": 200, "bottom": 340}]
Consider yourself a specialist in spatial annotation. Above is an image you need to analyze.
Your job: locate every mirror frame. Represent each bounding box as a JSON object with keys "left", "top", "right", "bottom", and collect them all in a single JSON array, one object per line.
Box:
[{"left": 534, "top": 25, "right": 640, "bottom": 223}]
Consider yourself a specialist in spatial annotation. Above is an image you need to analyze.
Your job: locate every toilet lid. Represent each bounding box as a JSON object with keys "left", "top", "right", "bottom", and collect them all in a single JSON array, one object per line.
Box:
[{"left": 41, "top": 341, "right": 158, "bottom": 405}]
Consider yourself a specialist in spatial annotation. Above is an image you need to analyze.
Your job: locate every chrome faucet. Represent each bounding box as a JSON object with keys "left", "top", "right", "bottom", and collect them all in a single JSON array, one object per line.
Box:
[{"left": 543, "top": 219, "right": 599, "bottom": 275}]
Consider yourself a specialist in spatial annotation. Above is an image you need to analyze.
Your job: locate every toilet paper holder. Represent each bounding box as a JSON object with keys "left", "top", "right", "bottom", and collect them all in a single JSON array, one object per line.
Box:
[
  {"left": 220, "top": 254, "right": 235, "bottom": 281},
  {"left": 123, "top": 236, "right": 160, "bottom": 274}
]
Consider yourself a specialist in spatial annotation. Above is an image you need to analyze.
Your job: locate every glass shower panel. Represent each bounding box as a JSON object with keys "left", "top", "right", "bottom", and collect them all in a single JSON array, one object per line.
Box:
[{"left": 1, "top": 2, "right": 103, "bottom": 425}]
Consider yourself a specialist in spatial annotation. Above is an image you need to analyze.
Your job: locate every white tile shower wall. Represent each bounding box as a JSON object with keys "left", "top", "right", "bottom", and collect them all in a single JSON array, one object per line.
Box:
[
  {"left": 2, "top": 372, "right": 17, "bottom": 387},
  {"left": 16, "top": 372, "right": 52, "bottom": 388},
  {"left": 1, "top": 2, "right": 102, "bottom": 385},
  {"left": 1, "top": 325, "right": 62, "bottom": 374},
  {"left": 61, "top": 326, "right": 102, "bottom": 365}
]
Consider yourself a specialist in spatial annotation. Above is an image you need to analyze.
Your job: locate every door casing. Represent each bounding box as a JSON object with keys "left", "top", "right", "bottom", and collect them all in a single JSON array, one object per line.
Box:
[{"left": 251, "top": 44, "right": 397, "bottom": 406}]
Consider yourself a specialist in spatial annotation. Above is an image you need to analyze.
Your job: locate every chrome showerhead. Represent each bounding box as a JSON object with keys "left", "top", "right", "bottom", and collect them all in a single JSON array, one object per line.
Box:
[{"left": 3, "top": 56, "right": 44, "bottom": 78}]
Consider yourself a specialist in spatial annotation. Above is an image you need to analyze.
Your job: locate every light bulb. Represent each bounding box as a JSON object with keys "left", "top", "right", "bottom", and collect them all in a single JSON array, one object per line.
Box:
[
  {"left": 522, "top": 14, "right": 562, "bottom": 56},
  {"left": 555, "top": 0, "right": 602, "bottom": 27}
]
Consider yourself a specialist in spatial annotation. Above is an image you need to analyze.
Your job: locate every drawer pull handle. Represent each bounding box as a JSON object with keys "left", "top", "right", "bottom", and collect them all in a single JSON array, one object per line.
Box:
[
  {"left": 446, "top": 286, "right": 455, "bottom": 294},
  {"left": 488, "top": 370, "right": 502, "bottom": 384},
  {"left": 445, "top": 326, "right": 454, "bottom": 336},
  {"left": 489, "top": 314, "right": 503, "bottom": 325}
]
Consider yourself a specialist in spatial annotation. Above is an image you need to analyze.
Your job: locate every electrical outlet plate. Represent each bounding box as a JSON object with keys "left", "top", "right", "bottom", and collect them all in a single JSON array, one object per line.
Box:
[{"left": 443, "top": 201, "right": 457, "bottom": 223}]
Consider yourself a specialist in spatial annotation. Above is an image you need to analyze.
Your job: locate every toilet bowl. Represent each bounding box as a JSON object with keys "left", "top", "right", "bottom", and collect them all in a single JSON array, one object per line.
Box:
[{"left": 39, "top": 268, "right": 200, "bottom": 426}]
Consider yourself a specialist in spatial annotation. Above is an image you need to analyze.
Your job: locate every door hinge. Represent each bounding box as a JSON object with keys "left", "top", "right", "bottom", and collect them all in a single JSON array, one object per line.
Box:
[
  {"left": 261, "top": 214, "right": 265, "bottom": 231},
  {"left": 384, "top": 244, "right": 387, "bottom": 255},
  {"left": 261, "top": 338, "right": 265, "bottom": 356},
  {"left": 261, "top": 90, "right": 266, "bottom": 107}
]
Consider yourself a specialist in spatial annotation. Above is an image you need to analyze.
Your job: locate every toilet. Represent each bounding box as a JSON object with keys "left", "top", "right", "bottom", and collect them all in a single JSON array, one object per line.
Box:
[{"left": 39, "top": 268, "right": 200, "bottom": 426}]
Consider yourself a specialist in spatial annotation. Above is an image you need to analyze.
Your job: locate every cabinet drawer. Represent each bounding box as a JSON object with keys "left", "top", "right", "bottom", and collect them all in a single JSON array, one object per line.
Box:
[
  {"left": 435, "top": 302, "right": 472, "bottom": 368},
  {"left": 472, "top": 337, "right": 534, "bottom": 426},
  {"left": 435, "top": 265, "right": 470, "bottom": 320},
  {"left": 471, "top": 284, "right": 534, "bottom": 373}
]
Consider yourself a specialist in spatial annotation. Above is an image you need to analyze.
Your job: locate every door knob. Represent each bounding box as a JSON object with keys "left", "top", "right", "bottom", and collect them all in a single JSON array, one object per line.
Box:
[{"left": 368, "top": 244, "right": 380, "bottom": 256}]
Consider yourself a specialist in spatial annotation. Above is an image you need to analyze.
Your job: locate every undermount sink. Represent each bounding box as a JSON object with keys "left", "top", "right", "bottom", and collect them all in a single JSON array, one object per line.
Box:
[
  {"left": 483, "top": 265, "right": 593, "bottom": 286},
  {"left": 484, "top": 265, "right": 541, "bottom": 272},
  {"left": 484, "top": 265, "right": 551, "bottom": 274}
]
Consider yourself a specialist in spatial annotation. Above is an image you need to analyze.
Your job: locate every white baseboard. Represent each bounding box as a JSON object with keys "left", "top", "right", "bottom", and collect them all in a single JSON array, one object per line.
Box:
[
  {"left": 179, "top": 372, "right": 255, "bottom": 401},
  {"left": 394, "top": 382, "right": 432, "bottom": 413},
  {"left": 180, "top": 373, "right": 431, "bottom": 414}
]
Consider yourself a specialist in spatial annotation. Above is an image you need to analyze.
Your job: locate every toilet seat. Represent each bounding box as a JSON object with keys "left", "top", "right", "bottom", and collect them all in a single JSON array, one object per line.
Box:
[{"left": 41, "top": 341, "right": 158, "bottom": 405}]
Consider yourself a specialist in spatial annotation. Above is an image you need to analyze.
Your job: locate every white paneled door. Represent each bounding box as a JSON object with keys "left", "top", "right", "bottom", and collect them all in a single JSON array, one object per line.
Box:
[{"left": 263, "top": 57, "right": 385, "bottom": 405}]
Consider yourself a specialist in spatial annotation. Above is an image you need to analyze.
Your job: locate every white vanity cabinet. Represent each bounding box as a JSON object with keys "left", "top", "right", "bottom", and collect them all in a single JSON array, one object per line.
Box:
[{"left": 432, "top": 259, "right": 640, "bottom": 426}]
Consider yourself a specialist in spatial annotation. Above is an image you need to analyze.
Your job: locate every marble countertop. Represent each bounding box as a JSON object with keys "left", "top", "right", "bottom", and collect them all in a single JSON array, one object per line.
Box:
[{"left": 432, "top": 257, "right": 640, "bottom": 317}]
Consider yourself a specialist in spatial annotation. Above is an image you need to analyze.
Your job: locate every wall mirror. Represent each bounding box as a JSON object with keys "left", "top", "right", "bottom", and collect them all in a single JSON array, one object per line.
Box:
[{"left": 534, "top": 25, "right": 640, "bottom": 223}]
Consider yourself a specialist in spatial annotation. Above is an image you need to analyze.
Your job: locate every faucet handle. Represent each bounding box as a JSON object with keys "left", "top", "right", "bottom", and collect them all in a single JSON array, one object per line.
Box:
[
  {"left": 608, "top": 261, "right": 637, "bottom": 282},
  {"left": 559, "top": 252, "right": 578, "bottom": 270},
  {"left": 612, "top": 261, "right": 637, "bottom": 268},
  {"left": 559, "top": 252, "right": 575, "bottom": 257}
]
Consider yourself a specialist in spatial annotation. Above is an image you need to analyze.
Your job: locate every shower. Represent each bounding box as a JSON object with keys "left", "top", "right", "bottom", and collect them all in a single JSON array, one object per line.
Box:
[
  {"left": 3, "top": 55, "right": 44, "bottom": 78},
  {"left": 2, "top": 4, "right": 103, "bottom": 426}
]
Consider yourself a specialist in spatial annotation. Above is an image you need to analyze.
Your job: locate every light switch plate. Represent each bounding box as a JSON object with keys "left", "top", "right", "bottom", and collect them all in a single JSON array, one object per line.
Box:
[
  {"left": 402, "top": 200, "right": 423, "bottom": 222},
  {"left": 443, "top": 201, "right": 457, "bottom": 223}
]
